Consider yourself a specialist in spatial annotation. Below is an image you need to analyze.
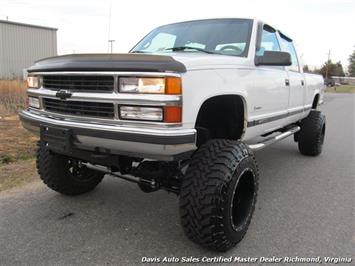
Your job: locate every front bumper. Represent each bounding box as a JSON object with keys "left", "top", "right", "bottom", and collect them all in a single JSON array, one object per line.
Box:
[{"left": 19, "top": 110, "right": 197, "bottom": 161}]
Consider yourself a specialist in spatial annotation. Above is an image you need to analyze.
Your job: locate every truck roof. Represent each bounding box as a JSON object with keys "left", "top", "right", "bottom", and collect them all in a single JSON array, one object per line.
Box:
[{"left": 156, "top": 18, "right": 293, "bottom": 42}]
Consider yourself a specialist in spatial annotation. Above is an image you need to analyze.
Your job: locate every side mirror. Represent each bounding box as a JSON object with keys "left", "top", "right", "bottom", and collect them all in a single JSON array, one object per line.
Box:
[{"left": 255, "top": 51, "right": 292, "bottom": 66}]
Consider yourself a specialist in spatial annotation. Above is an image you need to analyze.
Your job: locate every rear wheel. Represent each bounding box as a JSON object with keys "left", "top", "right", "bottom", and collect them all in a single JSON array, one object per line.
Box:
[
  {"left": 298, "top": 110, "right": 326, "bottom": 156},
  {"left": 179, "top": 139, "right": 258, "bottom": 251},
  {"left": 36, "top": 142, "right": 104, "bottom": 195}
]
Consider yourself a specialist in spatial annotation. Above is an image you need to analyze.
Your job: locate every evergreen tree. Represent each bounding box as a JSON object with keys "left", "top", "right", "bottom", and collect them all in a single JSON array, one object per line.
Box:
[{"left": 320, "top": 60, "right": 345, "bottom": 78}]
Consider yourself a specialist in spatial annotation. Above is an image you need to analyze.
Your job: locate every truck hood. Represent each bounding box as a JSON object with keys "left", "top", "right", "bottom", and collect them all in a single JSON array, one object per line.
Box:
[
  {"left": 27, "top": 53, "right": 247, "bottom": 74},
  {"left": 168, "top": 52, "right": 248, "bottom": 70},
  {"left": 27, "top": 53, "right": 186, "bottom": 73}
]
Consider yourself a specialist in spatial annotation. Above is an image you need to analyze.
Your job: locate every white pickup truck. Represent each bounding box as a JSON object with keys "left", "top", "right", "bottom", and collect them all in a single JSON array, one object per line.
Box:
[{"left": 20, "top": 18, "right": 325, "bottom": 251}]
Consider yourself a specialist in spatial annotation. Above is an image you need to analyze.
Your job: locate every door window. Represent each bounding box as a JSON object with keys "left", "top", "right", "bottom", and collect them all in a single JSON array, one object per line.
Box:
[
  {"left": 256, "top": 25, "right": 281, "bottom": 56},
  {"left": 279, "top": 37, "right": 300, "bottom": 72}
]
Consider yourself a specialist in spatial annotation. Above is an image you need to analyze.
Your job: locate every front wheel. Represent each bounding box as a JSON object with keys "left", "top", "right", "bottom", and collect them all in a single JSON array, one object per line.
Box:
[
  {"left": 179, "top": 139, "right": 259, "bottom": 251},
  {"left": 36, "top": 142, "right": 105, "bottom": 195}
]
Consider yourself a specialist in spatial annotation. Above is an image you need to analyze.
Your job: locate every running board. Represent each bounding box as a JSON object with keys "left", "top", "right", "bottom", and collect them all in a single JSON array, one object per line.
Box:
[{"left": 248, "top": 126, "right": 300, "bottom": 151}]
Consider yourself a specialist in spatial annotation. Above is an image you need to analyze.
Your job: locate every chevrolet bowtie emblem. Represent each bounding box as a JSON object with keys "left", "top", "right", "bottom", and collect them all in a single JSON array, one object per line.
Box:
[{"left": 55, "top": 90, "right": 72, "bottom": 100}]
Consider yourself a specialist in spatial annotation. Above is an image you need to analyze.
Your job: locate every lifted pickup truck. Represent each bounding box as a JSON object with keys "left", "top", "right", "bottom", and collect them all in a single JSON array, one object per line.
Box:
[{"left": 20, "top": 18, "right": 325, "bottom": 251}]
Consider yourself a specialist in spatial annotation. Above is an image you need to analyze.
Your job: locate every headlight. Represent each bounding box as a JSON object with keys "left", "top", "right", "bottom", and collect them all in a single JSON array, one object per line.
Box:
[
  {"left": 120, "top": 106, "right": 163, "bottom": 121},
  {"left": 119, "top": 105, "right": 182, "bottom": 123},
  {"left": 28, "top": 96, "right": 40, "bottom": 109},
  {"left": 26, "top": 76, "right": 40, "bottom": 88},
  {"left": 119, "top": 77, "right": 181, "bottom": 94}
]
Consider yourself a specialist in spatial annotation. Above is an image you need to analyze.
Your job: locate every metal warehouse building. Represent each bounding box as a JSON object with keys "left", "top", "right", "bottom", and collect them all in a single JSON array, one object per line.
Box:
[{"left": 0, "top": 20, "right": 57, "bottom": 79}]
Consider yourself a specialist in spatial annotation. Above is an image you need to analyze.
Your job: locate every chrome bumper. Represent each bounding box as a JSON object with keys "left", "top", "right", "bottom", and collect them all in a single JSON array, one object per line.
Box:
[{"left": 19, "top": 110, "right": 197, "bottom": 161}]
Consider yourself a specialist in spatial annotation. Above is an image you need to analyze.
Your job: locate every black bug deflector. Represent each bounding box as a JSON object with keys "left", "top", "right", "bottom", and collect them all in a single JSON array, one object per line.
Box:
[{"left": 27, "top": 53, "right": 186, "bottom": 73}]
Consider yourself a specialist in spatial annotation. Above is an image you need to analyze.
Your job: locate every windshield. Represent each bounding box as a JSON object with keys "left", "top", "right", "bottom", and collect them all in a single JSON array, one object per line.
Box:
[{"left": 131, "top": 19, "right": 253, "bottom": 57}]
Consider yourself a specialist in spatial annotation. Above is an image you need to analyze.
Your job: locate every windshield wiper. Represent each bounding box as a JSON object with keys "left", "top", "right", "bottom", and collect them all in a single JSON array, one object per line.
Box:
[
  {"left": 164, "top": 46, "right": 216, "bottom": 54},
  {"left": 130, "top": 50, "right": 148, "bottom": 53},
  {"left": 132, "top": 46, "right": 218, "bottom": 55}
]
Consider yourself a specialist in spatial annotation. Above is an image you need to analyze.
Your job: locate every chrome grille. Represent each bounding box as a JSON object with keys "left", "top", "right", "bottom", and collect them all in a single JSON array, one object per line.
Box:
[
  {"left": 43, "top": 98, "right": 115, "bottom": 118},
  {"left": 42, "top": 75, "right": 114, "bottom": 92}
]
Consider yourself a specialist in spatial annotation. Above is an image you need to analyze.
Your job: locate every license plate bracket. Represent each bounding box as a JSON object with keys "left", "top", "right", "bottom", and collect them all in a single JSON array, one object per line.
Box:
[{"left": 40, "top": 125, "right": 72, "bottom": 154}]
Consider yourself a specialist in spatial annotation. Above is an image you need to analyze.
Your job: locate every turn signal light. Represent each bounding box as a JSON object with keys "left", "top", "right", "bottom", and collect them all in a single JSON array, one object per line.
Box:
[
  {"left": 165, "top": 77, "right": 182, "bottom": 95},
  {"left": 164, "top": 106, "right": 182, "bottom": 123}
]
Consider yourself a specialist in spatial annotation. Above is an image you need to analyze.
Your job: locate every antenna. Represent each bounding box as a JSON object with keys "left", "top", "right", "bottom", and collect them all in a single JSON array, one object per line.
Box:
[
  {"left": 108, "top": 40, "right": 115, "bottom": 54},
  {"left": 107, "top": 0, "right": 114, "bottom": 53}
]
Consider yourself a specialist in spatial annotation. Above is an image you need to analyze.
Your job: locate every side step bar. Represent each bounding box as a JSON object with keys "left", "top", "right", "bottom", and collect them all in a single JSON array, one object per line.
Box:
[{"left": 248, "top": 126, "right": 300, "bottom": 151}]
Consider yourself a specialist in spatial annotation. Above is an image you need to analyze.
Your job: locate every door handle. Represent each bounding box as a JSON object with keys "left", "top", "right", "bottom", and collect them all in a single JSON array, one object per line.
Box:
[{"left": 285, "top": 79, "right": 290, "bottom": 86}]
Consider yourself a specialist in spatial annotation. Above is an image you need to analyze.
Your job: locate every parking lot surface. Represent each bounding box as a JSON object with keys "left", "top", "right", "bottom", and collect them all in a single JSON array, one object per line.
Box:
[{"left": 0, "top": 93, "right": 353, "bottom": 265}]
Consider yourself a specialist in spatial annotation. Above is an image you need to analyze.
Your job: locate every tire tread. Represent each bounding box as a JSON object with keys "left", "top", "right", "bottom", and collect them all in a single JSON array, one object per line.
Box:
[
  {"left": 179, "top": 139, "right": 258, "bottom": 251},
  {"left": 298, "top": 110, "right": 325, "bottom": 156},
  {"left": 36, "top": 142, "right": 104, "bottom": 195}
]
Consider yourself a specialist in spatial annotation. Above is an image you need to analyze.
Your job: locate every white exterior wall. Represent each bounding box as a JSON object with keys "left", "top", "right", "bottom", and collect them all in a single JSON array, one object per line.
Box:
[{"left": 0, "top": 20, "right": 57, "bottom": 79}]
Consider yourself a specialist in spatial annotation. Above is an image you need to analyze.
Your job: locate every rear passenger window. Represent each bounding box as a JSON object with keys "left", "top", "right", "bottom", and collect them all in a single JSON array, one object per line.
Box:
[
  {"left": 279, "top": 37, "right": 300, "bottom": 72},
  {"left": 256, "top": 25, "right": 281, "bottom": 56}
]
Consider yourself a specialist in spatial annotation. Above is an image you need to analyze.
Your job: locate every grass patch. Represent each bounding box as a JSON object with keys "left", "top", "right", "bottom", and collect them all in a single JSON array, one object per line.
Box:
[
  {"left": 0, "top": 154, "right": 13, "bottom": 164},
  {"left": 0, "top": 79, "right": 27, "bottom": 116},
  {"left": 325, "top": 85, "right": 355, "bottom": 93},
  {"left": 0, "top": 115, "right": 37, "bottom": 166},
  {"left": 0, "top": 80, "right": 37, "bottom": 166},
  {"left": 0, "top": 113, "right": 38, "bottom": 191},
  {"left": 0, "top": 80, "right": 38, "bottom": 191},
  {"left": 0, "top": 159, "right": 38, "bottom": 192}
]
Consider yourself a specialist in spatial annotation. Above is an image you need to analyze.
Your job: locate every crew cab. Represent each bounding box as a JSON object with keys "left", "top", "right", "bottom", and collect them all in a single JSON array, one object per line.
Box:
[{"left": 20, "top": 18, "right": 325, "bottom": 251}]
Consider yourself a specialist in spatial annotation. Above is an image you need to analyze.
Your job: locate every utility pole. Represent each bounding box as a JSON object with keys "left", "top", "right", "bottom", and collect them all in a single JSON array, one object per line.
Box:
[
  {"left": 108, "top": 40, "right": 115, "bottom": 54},
  {"left": 325, "top": 49, "right": 331, "bottom": 79}
]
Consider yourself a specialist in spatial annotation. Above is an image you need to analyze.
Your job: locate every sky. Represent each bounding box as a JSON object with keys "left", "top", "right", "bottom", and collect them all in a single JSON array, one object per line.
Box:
[{"left": 1, "top": 0, "right": 354, "bottom": 70}]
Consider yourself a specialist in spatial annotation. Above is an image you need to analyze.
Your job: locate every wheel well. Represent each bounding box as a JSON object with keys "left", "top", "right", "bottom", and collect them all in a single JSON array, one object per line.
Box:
[
  {"left": 312, "top": 94, "right": 320, "bottom": 109},
  {"left": 195, "top": 95, "right": 245, "bottom": 146}
]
